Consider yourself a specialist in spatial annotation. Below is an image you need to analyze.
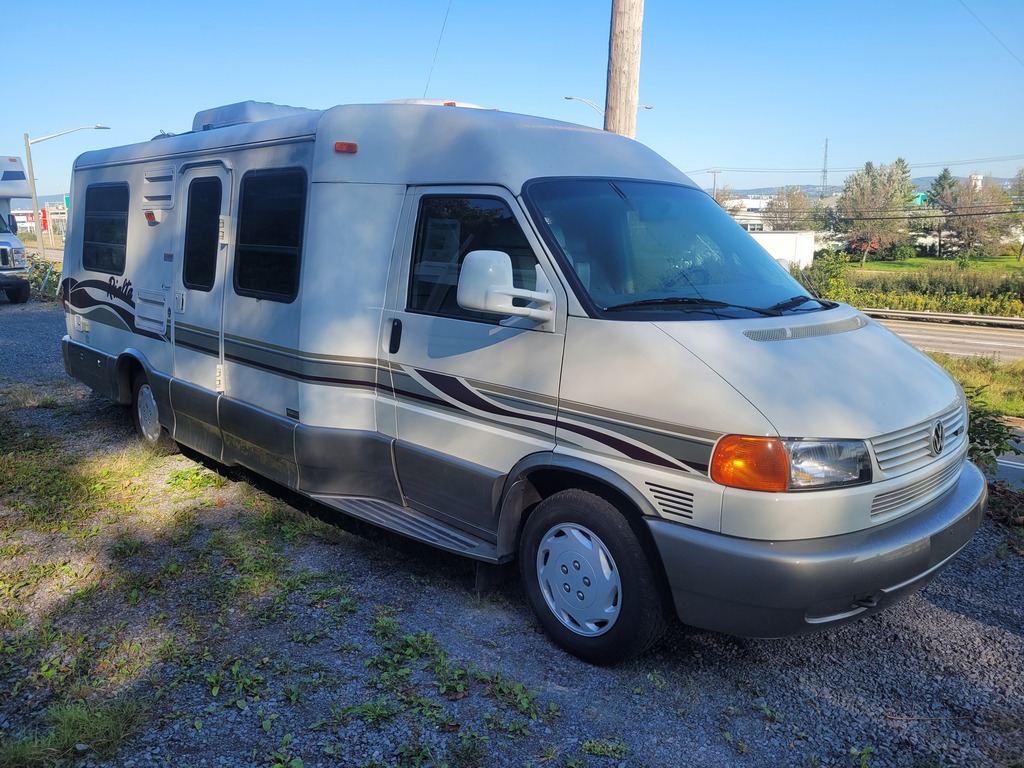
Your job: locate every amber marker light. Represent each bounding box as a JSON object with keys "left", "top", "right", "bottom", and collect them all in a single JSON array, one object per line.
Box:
[
  {"left": 334, "top": 142, "right": 358, "bottom": 154},
  {"left": 710, "top": 435, "right": 790, "bottom": 493}
]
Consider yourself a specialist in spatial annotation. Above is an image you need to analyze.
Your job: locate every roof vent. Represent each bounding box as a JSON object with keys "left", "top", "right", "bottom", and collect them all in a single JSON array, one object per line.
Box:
[{"left": 191, "top": 101, "right": 316, "bottom": 132}]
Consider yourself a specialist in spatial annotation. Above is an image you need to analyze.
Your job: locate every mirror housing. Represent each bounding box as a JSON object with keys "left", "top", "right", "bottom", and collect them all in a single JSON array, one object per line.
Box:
[{"left": 457, "top": 250, "right": 553, "bottom": 322}]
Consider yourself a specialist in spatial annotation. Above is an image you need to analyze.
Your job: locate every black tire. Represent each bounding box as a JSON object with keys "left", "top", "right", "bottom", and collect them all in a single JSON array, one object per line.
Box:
[
  {"left": 5, "top": 282, "right": 30, "bottom": 304},
  {"left": 519, "top": 489, "right": 668, "bottom": 665},
  {"left": 131, "top": 374, "right": 178, "bottom": 454}
]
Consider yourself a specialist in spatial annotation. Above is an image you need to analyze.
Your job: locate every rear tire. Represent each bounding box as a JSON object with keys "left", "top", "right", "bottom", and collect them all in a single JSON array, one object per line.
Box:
[
  {"left": 131, "top": 374, "right": 177, "bottom": 454},
  {"left": 519, "top": 489, "right": 668, "bottom": 665},
  {"left": 5, "top": 282, "right": 30, "bottom": 304}
]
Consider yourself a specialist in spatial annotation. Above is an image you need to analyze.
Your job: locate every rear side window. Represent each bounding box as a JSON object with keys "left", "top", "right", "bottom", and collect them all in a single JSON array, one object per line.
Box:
[
  {"left": 182, "top": 177, "right": 222, "bottom": 291},
  {"left": 82, "top": 184, "right": 129, "bottom": 275},
  {"left": 234, "top": 169, "right": 307, "bottom": 302},
  {"left": 409, "top": 195, "right": 538, "bottom": 322}
]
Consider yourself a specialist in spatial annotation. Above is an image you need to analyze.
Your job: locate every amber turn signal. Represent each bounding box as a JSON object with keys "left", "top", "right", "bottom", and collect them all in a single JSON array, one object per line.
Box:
[{"left": 710, "top": 435, "right": 790, "bottom": 493}]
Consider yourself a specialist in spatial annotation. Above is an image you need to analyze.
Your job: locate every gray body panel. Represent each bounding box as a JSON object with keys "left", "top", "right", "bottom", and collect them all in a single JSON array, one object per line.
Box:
[{"left": 648, "top": 461, "right": 987, "bottom": 637}]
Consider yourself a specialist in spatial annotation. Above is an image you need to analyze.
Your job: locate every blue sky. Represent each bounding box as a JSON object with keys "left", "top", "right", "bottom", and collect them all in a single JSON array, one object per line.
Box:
[{"left": 5, "top": 0, "right": 1023, "bottom": 197}]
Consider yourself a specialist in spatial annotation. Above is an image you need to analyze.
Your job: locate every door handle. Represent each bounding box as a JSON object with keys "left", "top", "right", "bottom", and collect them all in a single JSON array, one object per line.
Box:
[{"left": 388, "top": 318, "right": 402, "bottom": 354}]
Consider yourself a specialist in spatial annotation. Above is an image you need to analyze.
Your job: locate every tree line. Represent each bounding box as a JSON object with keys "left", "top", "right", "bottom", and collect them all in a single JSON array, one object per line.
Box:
[{"left": 715, "top": 164, "right": 1024, "bottom": 265}]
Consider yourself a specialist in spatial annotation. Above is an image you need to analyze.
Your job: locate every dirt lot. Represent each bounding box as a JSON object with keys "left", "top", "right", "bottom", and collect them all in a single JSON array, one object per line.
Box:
[{"left": 1, "top": 301, "right": 1023, "bottom": 768}]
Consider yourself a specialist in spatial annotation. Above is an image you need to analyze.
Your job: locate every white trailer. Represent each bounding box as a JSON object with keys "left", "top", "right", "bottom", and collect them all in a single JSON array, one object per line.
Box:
[{"left": 61, "top": 101, "right": 985, "bottom": 663}]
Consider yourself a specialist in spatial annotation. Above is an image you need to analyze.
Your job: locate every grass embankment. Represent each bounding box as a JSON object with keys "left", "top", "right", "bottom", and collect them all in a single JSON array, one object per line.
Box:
[
  {"left": 931, "top": 355, "right": 1024, "bottom": 419},
  {"left": 847, "top": 264, "right": 1024, "bottom": 316}
]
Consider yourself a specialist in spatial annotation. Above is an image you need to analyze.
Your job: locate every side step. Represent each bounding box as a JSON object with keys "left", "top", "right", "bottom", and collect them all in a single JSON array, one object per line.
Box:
[{"left": 310, "top": 495, "right": 499, "bottom": 563}]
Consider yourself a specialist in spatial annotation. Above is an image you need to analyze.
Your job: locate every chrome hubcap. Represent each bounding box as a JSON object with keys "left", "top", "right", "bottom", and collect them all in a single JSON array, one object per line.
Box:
[
  {"left": 137, "top": 384, "right": 162, "bottom": 444},
  {"left": 536, "top": 523, "right": 620, "bottom": 637}
]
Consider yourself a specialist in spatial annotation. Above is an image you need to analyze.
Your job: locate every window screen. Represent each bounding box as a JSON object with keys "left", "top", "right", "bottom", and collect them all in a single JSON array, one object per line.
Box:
[
  {"left": 234, "top": 169, "right": 306, "bottom": 302},
  {"left": 409, "top": 196, "right": 537, "bottom": 322},
  {"left": 82, "top": 184, "right": 129, "bottom": 275},
  {"left": 182, "top": 177, "right": 222, "bottom": 291}
]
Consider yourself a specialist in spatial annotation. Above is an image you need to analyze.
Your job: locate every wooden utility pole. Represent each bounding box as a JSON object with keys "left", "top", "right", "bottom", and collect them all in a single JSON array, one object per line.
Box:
[{"left": 604, "top": 0, "right": 644, "bottom": 139}]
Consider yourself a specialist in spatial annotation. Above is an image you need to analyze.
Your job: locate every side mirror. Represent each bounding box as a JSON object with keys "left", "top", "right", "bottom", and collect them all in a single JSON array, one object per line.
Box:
[
  {"left": 7, "top": 215, "right": 16, "bottom": 234},
  {"left": 457, "top": 250, "right": 553, "bottom": 322}
]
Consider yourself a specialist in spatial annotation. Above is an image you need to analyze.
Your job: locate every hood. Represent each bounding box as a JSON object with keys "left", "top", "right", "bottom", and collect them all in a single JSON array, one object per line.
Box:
[{"left": 653, "top": 306, "right": 962, "bottom": 439}]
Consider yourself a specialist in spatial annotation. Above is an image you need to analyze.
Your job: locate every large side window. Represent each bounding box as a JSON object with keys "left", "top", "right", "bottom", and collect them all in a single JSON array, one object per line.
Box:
[
  {"left": 234, "top": 168, "right": 306, "bottom": 302},
  {"left": 409, "top": 196, "right": 538, "bottom": 322},
  {"left": 82, "top": 184, "right": 129, "bottom": 275},
  {"left": 182, "top": 177, "right": 222, "bottom": 291}
]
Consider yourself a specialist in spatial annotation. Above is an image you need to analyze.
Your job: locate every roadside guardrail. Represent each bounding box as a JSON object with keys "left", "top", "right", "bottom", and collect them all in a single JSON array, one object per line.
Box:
[{"left": 862, "top": 309, "right": 1024, "bottom": 330}]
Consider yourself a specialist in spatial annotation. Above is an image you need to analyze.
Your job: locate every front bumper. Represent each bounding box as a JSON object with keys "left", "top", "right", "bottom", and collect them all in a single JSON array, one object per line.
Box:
[
  {"left": 0, "top": 269, "right": 29, "bottom": 289},
  {"left": 648, "top": 461, "right": 987, "bottom": 638}
]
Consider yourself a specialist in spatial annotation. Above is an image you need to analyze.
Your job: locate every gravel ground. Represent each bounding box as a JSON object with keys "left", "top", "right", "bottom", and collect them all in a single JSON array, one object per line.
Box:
[{"left": 1, "top": 299, "right": 1022, "bottom": 768}]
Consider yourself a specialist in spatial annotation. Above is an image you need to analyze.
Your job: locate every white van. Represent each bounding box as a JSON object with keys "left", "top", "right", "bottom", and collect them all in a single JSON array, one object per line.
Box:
[
  {"left": 61, "top": 101, "right": 986, "bottom": 664},
  {"left": 0, "top": 156, "right": 31, "bottom": 304}
]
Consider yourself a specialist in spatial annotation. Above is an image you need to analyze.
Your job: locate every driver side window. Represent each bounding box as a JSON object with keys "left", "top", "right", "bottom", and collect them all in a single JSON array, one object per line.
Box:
[{"left": 408, "top": 195, "right": 538, "bottom": 323}]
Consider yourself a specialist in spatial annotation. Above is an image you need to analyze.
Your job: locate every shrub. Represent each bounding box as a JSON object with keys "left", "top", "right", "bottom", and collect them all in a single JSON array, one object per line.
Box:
[{"left": 964, "top": 386, "right": 1023, "bottom": 476}]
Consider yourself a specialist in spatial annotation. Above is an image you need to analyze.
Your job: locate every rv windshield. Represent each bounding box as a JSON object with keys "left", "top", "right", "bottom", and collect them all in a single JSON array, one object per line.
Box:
[
  {"left": 0, "top": 216, "right": 13, "bottom": 235},
  {"left": 525, "top": 179, "right": 830, "bottom": 320}
]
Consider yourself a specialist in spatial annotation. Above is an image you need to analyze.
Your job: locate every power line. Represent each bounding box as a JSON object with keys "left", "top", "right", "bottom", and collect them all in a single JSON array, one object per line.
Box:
[
  {"left": 423, "top": 0, "right": 454, "bottom": 99},
  {"left": 957, "top": 0, "right": 1024, "bottom": 72}
]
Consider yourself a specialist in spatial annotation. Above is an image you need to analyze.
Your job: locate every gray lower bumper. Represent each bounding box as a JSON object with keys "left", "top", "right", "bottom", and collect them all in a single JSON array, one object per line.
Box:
[{"left": 647, "top": 462, "right": 988, "bottom": 638}]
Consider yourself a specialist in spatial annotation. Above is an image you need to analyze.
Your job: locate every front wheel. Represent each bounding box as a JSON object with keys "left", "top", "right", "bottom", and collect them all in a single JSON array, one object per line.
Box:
[
  {"left": 131, "top": 374, "right": 177, "bottom": 454},
  {"left": 519, "top": 489, "right": 668, "bottom": 665},
  {"left": 5, "top": 282, "right": 30, "bottom": 304}
]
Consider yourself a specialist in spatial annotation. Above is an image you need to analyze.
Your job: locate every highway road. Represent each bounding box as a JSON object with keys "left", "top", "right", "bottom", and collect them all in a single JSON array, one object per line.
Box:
[{"left": 876, "top": 318, "right": 1024, "bottom": 362}]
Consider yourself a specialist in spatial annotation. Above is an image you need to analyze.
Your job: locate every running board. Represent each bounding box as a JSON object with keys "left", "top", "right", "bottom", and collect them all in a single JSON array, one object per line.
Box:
[{"left": 310, "top": 495, "right": 499, "bottom": 563}]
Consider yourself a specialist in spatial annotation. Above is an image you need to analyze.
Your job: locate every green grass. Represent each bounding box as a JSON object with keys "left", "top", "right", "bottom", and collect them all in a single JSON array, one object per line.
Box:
[
  {"left": 0, "top": 696, "right": 150, "bottom": 766},
  {"left": 930, "top": 354, "right": 1024, "bottom": 418},
  {"left": 850, "top": 254, "right": 1024, "bottom": 274}
]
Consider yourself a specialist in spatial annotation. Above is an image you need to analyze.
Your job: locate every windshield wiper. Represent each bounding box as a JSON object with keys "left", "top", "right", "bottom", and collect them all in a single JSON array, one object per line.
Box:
[
  {"left": 604, "top": 297, "right": 779, "bottom": 316},
  {"left": 765, "top": 295, "right": 829, "bottom": 313}
]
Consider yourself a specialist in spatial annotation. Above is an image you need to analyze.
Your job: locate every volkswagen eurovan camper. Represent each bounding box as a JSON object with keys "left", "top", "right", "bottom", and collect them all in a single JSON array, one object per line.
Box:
[{"left": 61, "top": 101, "right": 986, "bottom": 663}]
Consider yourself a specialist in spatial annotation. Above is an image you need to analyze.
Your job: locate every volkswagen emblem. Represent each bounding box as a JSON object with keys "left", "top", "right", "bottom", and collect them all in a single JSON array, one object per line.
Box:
[{"left": 930, "top": 420, "right": 945, "bottom": 456}]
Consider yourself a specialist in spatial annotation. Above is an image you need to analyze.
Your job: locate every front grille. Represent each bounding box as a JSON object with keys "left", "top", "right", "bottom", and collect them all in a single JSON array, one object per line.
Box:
[
  {"left": 871, "top": 456, "right": 964, "bottom": 518},
  {"left": 0, "top": 246, "right": 10, "bottom": 267},
  {"left": 871, "top": 402, "right": 967, "bottom": 477}
]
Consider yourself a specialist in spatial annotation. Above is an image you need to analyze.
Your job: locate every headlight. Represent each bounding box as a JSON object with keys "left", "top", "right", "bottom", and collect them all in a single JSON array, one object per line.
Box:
[
  {"left": 13, "top": 248, "right": 26, "bottom": 267},
  {"left": 711, "top": 435, "right": 872, "bottom": 492}
]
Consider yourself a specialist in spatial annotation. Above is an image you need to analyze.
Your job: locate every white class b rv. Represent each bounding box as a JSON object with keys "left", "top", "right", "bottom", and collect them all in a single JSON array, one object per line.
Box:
[{"left": 61, "top": 100, "right": 986, "bottom": 664}]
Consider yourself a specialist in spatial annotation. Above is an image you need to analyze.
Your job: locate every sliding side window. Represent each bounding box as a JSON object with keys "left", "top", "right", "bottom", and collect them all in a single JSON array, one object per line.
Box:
[
  {"left": 234, "top": 168, "right": 307, "bottom": 302},
  {"left": 82, "top": 184, "right": 129, "bottom": 275},
  {"left": 408, "top": 195, "right": 538, "bottom": 323}
]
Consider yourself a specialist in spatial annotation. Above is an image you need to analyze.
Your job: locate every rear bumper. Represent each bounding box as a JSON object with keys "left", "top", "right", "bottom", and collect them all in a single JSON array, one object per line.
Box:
[{"left": 648, "top": 461, "right": 987, "bottom": 638}]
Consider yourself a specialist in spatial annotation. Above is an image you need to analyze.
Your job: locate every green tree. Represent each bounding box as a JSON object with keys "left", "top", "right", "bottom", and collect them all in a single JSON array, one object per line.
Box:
[
  {"left": 712, "top": 185, "right": 742, "bottom": 217},
  {"left": 927, "top": 167, "right": 958, "bottom": 211},
  {"left": 946, "top": 175, "right": 1010, "bottom": 256},
  {"left": 1009, "top": 167, "right": 1024, "bottom": 262},
  {"left": 837, "top": 159, "right": 916, "bottom": 265},
  {"left": 763, "top": 186, "right": 819, "bottom": 231}
]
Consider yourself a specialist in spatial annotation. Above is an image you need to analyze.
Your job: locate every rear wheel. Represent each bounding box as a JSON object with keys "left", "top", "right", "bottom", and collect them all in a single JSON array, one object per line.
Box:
[
  {"left": 519, "top": 489, "right": 667, "bottom": 665},
  {"left": 5, "top": 282, "right": 30, "bottom": 304},
  {"left": 131, "top": 373, "right": 177, "bottom": 454}
]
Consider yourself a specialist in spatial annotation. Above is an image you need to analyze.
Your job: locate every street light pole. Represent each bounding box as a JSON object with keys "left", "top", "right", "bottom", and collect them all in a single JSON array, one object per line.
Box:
[
  {"left": 564, "top": 95, "right": 606, "bottom": 117},
  {"left": 564, "top": 95, "right": 652, "bottom": 123},
  {"left": 23, "top": 125, "right": 109, "bottom": 256}
]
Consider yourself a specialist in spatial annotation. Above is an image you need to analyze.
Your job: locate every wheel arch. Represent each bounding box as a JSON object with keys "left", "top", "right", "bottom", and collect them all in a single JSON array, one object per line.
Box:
[{"left": 495, "top": 452, "right": 661, "bottom": 562}]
